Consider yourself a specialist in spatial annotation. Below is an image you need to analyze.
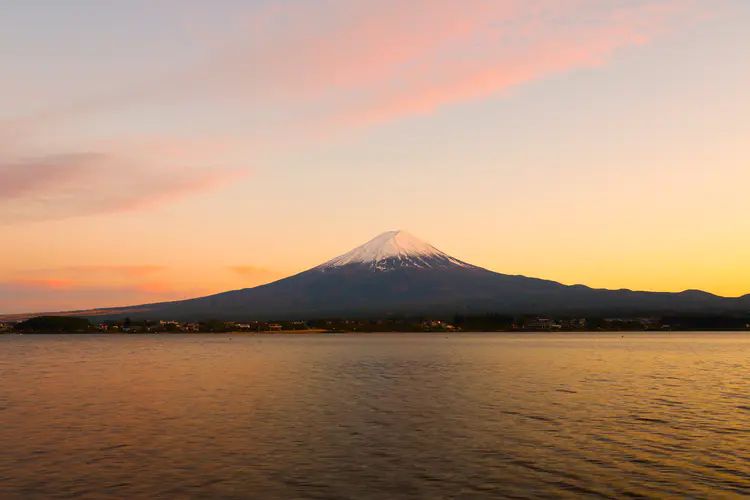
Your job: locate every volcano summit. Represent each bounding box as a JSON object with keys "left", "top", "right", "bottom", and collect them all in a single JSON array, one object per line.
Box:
[
  {"left": 319, "top": 230, "right": 473, "bottom": 271},
  {"left": 83, "top": 230, "right": 750, "bottom": 320}
]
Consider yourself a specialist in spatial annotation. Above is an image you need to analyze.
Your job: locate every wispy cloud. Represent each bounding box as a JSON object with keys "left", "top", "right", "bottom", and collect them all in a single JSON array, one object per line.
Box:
[
  {"left": 200, "top": 0, "right": 712, "bottom": 129},
  {"left": 0, "top": 151, "right": 247, "bottom": 224},
  {"left": 1, "top": 1, "right": 712, "bottom": 133},
  {"left": 0, "top": 154, "right": 103, "bottom": 201},
  {"left": 0, "top": 0, "right": 715, "bottom": 226}
]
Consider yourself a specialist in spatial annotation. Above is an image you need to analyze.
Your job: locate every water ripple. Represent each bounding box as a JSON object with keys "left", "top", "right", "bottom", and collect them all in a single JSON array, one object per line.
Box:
[{"left": 0, "top": 333, "right": 748, "bottom": 499}]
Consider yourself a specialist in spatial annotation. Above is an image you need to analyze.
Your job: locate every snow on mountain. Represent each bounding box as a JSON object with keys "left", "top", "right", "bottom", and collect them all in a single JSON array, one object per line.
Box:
[{"left": 318, "top": 230, "right": 472, "bottom": 271}]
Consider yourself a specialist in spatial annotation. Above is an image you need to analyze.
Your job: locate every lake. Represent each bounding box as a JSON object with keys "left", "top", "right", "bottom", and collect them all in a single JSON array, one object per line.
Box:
[{"left": 0, "top": 333, "right": 748, "bottom": 499}]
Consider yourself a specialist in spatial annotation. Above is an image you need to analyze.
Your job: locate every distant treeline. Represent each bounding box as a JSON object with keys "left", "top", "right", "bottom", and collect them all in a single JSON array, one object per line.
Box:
[
  {"left": 13, "top": 316, "right": 94, "bottom": 333},
  {"left": 661, "top": 314, "right": 750, "bottom": 330},
  {"left": 6, "top": 313, "right": 750, "bottom": 333}
]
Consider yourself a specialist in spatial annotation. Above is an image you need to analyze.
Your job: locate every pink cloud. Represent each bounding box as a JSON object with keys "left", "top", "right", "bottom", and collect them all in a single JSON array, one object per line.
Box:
[
  {"left": 0, "top": 154, "right": 104, "bottom": 200},
  {"left": 0, "top": 151, "right": 248, "bottom": 224},
  {"left": 98, "top": 136, "right": 263, "bottom": 164},
  {"left": 0, "top": 0, "right": 718, "bottom": 205},
  {"left": 202, "top": 0, "right": 714, "bottom": 129},
  {"left": 1, "top": 1, "right": 712, "bottom": 138},
  {"left": 240, "top": 0, "right": 516, "bottom": 92}
]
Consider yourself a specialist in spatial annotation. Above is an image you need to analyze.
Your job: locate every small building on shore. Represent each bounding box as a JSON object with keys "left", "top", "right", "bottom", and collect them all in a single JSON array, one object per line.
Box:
[{"left": 523, "top": 318, "right": 562, "bottom": 331}]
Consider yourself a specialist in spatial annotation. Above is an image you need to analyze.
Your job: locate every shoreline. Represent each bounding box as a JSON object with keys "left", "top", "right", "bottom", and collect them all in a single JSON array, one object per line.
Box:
[{"left": 3, "top": 329, "right": 750, "bottom": 335}]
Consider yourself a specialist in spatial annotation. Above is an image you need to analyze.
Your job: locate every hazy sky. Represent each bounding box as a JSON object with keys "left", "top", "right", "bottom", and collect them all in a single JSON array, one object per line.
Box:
[{"left": 1, "top": 0, "right": 749, "bottom": 313}]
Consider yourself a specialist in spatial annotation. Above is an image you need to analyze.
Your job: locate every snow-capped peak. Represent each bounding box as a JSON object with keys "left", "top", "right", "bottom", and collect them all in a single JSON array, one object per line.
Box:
[{"left": 318, "top": 230, "right": 472, "bottom": 271}]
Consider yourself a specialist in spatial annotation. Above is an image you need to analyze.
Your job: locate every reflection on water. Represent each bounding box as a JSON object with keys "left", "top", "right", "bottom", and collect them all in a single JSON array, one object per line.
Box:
[{"left": 1, "top": 333, "right": 748, "bottom": 499}]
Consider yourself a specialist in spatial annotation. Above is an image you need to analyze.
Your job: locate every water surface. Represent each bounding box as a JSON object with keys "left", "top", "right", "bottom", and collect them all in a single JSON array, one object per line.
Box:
[{"left": 1, "top": 333, "right": 748, "bottom": 499}]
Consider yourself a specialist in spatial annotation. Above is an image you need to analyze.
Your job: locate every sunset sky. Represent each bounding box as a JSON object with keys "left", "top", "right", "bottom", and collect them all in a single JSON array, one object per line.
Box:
[{"left": 1, "top": 0, "right": 749, "bottom": 314}]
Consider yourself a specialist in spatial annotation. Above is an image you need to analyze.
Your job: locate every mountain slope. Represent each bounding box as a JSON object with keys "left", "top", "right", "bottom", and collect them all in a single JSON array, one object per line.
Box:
[{"left": 97, "top": 230, "right": 750, "bottom": 320}]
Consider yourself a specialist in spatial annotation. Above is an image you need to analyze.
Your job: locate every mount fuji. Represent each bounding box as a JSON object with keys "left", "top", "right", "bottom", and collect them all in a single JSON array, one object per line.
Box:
[
  {"left": 318, "top": 230, "right": 475, "bottom": 271},
  {"left": 92, "top": 230, "right": 749, "bottom": 320}
]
